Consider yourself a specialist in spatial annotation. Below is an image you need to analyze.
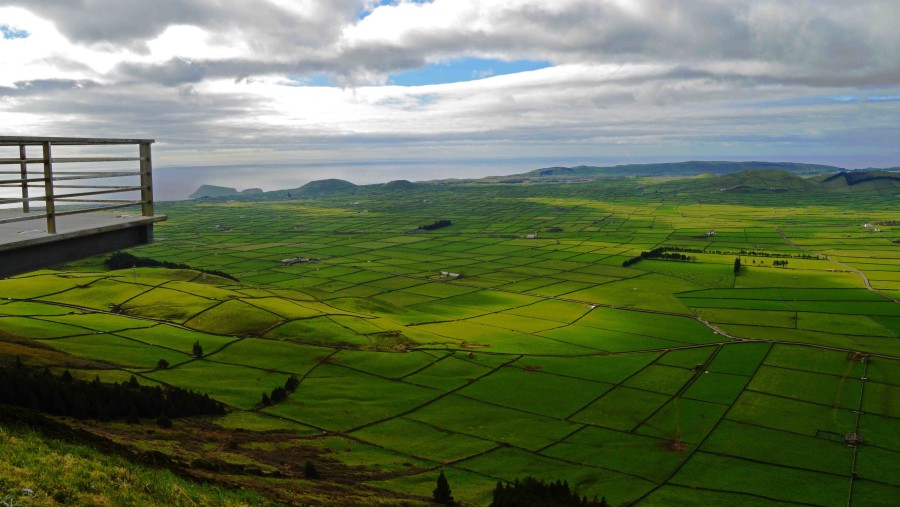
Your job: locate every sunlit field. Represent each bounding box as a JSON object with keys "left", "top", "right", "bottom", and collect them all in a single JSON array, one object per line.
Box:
[{"left": 2, "top": 177, "right": 897, "bottom": 506}]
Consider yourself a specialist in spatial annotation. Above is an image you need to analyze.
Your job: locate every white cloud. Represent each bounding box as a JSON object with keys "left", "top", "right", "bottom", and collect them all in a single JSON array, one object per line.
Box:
[{"left": 0, "top": 0, "right": 898, "bottom": 171}]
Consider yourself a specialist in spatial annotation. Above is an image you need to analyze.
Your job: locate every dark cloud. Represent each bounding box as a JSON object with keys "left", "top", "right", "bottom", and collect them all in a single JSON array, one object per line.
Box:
[
  {"left": 0, "top": 79, "right": 98, "bottom": 96},
  {"left": 1, "top": 0, "right": 363, "bottom": 51}
]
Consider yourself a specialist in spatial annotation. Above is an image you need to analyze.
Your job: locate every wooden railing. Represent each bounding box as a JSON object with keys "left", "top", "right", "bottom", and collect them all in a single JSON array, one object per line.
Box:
[{"left": 0, "top": 136, "right": 155, "bottom": 234}]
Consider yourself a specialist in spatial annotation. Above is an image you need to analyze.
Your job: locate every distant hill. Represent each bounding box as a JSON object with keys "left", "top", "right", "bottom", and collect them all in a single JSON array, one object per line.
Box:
[
  {"left": 814, "top": 170, "right": 900, "bottom": 191},
  {"left": 292, "top": 179, "right": 357, "bottom": 195},
  {"left": 486, "top": 161, "right": 843, "bottom": 183},
  {"left": 383, "top": 179, "right": 417, "bottom": 190},
  {"left": 190, "top": 185, "right": 264, "bottom": 199},
  {"left": 694, "top": 169, "right": 819, "bottom": 193},
  {"left": 190, "top": 184, "right": 239, "bottom": 199}
]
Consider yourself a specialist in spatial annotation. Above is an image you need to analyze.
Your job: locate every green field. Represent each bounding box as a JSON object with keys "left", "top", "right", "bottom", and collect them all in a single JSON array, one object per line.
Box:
[{"left": 1, "top": 176, "right": 898, "bottom": 506}]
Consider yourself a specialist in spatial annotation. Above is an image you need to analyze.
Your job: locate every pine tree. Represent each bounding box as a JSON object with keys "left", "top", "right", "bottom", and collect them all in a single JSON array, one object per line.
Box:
[
  {"left": 270, "top": 386, "right": 287, "bottom": 403},
  {"left": 285, "top": 374, "right": 300, "bottom": 392},
  {"left": 433, "top": 470, "right": 454, "bottom": 505},
  {"left": 261, "top": 392, "right": 271, "bottom": 406},
  {"left": 733, "top": 257, "right": 741, "bottom": 275},
  {"left": 192, "top": 341, "right": 203, "bottom": 358},
  {"left": 303, "top": 460, "right": 320, "bottom": 479}
]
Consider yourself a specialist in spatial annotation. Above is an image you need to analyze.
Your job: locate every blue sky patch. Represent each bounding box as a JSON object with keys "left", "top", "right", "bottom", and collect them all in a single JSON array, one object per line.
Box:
[
  {"left": 1, "top": 25, "right": 30, "bottom": 40},
  {"left": 389, "top": 58, "right": 551, "bottom": 86},
  {"left": 281, "top": 74, "right": 334, "bottom": 87},
  {"left": 359, "top": 0, "right": 434, "bottom": 20},
  {"left": 744, "top": 93, "right": 900, "bottom": 109}
]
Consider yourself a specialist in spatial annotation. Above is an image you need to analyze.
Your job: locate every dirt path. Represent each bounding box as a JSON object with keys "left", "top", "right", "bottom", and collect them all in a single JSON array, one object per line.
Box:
[{"left": 775, "top": 226, "right": 898, "bottom": 303}]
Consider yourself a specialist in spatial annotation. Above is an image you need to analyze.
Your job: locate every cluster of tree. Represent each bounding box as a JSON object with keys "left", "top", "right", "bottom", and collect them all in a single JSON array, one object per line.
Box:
[
  {"left": 674, "top": 246, "right": 817, "bottom": 260},
  {"left": 772, "top": 259, "right": 789, "bottom": 267},
  {"left": 622, "top": 248, "right": 695, "bottom": 267},
  {"left": 0, "top": 363, "right": 225, "bottom": 422},
  {"left": 491, "top": 477, "right": 608, "bottom": 507},
  {"left": 736, "top": 250, "right": 816, "bottom": 259},
  {"left": 734, "top": 257, "right": 741, "bottom": 275},
  {"left": 106, "top": 252, "right": 237, "bottom": 281},
  {"left": 418, "top": 220, "right": 452, "bottom": 231},
  {"left": 260, "top": 374, "right": 300, "bottom": 407}
]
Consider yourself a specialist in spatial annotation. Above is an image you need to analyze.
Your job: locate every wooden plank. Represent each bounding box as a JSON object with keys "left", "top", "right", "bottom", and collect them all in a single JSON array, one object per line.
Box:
[
  {"left": 42, "top": 142, "right": 56, "bottom": 234},
  {"left": 18, "top": 145, "right": 29, "bottom": 213},
  {"left": 140, "top": 142, "right": 153, "bottom": 217}
]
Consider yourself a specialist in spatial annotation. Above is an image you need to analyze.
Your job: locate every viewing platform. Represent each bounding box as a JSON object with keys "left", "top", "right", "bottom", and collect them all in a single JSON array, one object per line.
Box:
[{"left": 0, "top": 136, "right": 166, "bottom": 277}]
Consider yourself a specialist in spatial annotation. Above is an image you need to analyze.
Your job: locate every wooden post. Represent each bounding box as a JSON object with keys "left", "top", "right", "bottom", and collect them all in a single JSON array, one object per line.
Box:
[
  {"left": 42, "top": 141, "right": 56, "bottom": 233},
  {"left": 139, "top": 142, "right": 153, "bottom": 217},
  {"left": 18, "top": 144, "right": 29, "bottom": 213}
]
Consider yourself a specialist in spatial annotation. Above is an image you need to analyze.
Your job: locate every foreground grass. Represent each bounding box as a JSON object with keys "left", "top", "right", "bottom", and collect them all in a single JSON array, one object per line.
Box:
[{"left": 0, "top": 423, "right": 280, "bottom": 507}]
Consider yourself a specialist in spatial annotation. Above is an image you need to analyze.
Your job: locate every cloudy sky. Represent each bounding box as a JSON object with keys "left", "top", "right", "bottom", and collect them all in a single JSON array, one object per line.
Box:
[{"left": 2, "top": 0, "right": 899, "bottom": 191}]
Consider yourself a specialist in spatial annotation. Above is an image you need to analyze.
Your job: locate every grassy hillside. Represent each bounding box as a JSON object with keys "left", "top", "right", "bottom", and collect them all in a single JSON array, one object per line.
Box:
[
  {"left": 487, "top": 161, "right": 843, "bottom": 182},
  {"left": 0, "top": 420, "right": 279, "bottom": 507}
]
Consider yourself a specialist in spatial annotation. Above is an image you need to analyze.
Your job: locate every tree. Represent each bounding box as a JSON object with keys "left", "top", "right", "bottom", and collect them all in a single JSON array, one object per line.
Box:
[
  {"left": 433, "top": 470, "right": 454, "bottom": 505},
  {"left": 285, "top": 374, "right": 300, "bottom": 393},
  {"left": 261, "top": 393, "right": 271, "bottom": 406},
  {"left": 156, "top": 358, "right": 169, "bottom": 370},
  {"left": 304, "top": 460, "right": 320, "bottom": 479},
  {"left": 156, "top": 414, "right": 172, "bottom": 428},
  {"left": 270, "top": 386, "right": 287, "bottom": 403},
  {"left": 192, "top": 341, "right": 203, "bottom": 358},
  {"left": 733, "top": 257, "right": 741, "bottom": 275}
]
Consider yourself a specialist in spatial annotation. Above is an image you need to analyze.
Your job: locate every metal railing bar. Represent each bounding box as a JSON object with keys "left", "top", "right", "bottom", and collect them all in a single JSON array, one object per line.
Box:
[
  {"left": 53, "top": 172, "right": 143, "bottom": 181},
  {"left": 0, "top": 203, "right": 146, "bottom": 225},
  {"left": 54, "top": 203, "right": 143, "bottom": 216},
  {"left": 0, "top": 136, "right": 154, "bottom": 146},
  {"left": 43, "top": 184, "right": 147, "bottom": 190},
  {"left": 53, "top": 188, "right": 142, "bottom": 199},
  {"left": 0, "top": 213, "right": 48, "bottom": 225},
  {"left": 54, "top": 198, "right": 142, "bottom": 203},
  {"left": 0, "top": 170, "right": 141, "bottom": 181},
  {"left": 0, "top": 157, "right": 145, "bottom": 165}
]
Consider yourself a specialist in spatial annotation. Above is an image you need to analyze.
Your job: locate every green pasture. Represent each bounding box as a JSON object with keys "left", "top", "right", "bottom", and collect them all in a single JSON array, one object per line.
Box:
[{"left": 2, "top": 180, "right": 898, "bottom": 506}]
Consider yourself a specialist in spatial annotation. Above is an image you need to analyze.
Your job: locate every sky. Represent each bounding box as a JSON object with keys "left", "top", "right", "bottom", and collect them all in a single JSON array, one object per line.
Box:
[{"left": 1, "top": 0, "right": 899, "bottom": 193}]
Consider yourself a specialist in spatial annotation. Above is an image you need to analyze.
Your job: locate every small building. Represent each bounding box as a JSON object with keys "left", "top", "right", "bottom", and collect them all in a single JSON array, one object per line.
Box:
[
  {"left": 281, "top": 257, "right": 316, "bottom": 265},
  {"left": 525, "top": 234, "right": 538, "bottom": 239},
  {"left": 844, "top": 433, "right": 864, "bottom": 446},
  {"left": 440, "top": 271, "right": 462, "bottom": 279}
]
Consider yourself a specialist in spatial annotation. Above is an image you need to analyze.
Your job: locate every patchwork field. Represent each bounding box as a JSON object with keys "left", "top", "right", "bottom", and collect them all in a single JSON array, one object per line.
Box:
[{"left": 1, "top": 177, "right": 897, "bottom": 506}]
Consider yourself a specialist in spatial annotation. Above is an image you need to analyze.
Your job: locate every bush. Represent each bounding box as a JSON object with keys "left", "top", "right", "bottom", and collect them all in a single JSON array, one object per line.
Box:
[
  {"left": 304, "top": 460, "right": 320, "bottom": 480},
  {"left": 106, "top": 252, "right": 238, "bottom": 281},
  {"left": 156, "top": 415, "right": 173, "bottom": 429}
]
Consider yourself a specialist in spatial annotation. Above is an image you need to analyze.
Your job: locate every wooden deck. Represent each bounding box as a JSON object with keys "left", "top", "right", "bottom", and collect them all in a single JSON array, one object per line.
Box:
[{"left": 0, "top": 210, "right": 165, "bottom": 277}]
